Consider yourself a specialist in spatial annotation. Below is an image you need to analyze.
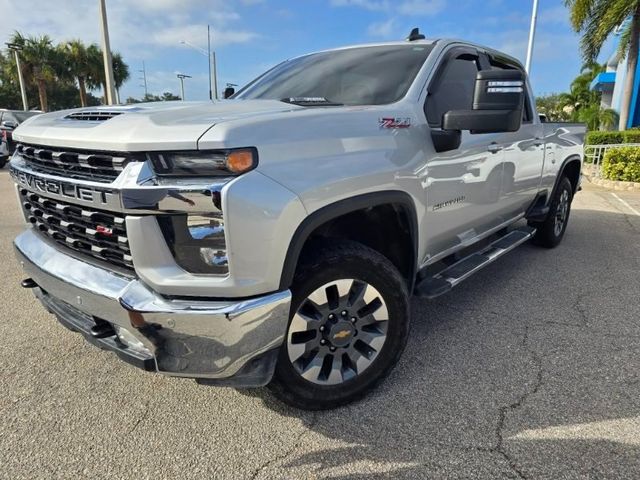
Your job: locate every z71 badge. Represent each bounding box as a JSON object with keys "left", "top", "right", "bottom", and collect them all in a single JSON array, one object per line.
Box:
[{"left": 379, "top": 117, "right": 411, "bottom": 129}]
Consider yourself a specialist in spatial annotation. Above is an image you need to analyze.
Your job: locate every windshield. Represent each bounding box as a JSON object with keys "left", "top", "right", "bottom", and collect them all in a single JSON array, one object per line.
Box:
[
  {"left": 236, "top": 44, "right": 434, "bottom": 106},
  {"left": 14, "top": 111, "right": 39, "bottom": 123}
]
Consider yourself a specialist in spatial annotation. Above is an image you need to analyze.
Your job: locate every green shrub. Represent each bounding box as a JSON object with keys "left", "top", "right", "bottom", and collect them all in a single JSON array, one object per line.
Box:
[
  {"left": 622, "top": 129, "right": 640, "bottom": 144},
  {"left": 586, "top": 131, "right": 623, "bottom": 145},
  {"left": 601, "top": 147, "right": 640, "bottom": 182}
]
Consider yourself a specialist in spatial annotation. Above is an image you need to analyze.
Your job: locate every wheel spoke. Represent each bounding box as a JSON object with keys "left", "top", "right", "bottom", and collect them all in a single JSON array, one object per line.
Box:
[
  {"left": 357, "top": 322, "right": 387, "bottom": 351},
  {"left": 326, "top": 354, "right": 344, "bottom": 385},
  {"left": 300, "top": 353, "right": 325, "bottom": 382},
  {"left": 350, "top": 343, "right": 375, "bottom": 373}
]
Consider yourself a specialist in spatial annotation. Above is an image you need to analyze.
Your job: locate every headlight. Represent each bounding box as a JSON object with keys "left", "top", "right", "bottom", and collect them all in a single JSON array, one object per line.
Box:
[
  {"left": 147, "top": 148, "right": 258, "bottom": 176},
  {"left": 158, "top": 213, "right": 228, "bottom": 275}
]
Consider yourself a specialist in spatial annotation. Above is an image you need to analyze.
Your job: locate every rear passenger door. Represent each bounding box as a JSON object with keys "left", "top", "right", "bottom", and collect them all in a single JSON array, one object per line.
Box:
[
  {"left": 421, "top": 48, "right": 508, "bottom": 262},
  {"left": 487, "top": 57, "right": 545, "bottom": 218}
]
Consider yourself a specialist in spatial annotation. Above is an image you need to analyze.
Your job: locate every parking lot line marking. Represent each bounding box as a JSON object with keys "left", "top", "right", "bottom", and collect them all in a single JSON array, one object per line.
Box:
[{"left": 611, "top": 193, "right": 640, "bottom": 217}]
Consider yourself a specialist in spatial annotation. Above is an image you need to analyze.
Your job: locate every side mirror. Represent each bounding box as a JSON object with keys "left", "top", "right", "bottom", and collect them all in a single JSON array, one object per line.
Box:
[
  {"left": 442, "top": 70, "right": 524, "bottom": 134},
  {"left": 223, "top": 87, "right": 235, "bottom": 99},
  {"left": 2, "top": 120, "right": 18, "bottom": 129}
]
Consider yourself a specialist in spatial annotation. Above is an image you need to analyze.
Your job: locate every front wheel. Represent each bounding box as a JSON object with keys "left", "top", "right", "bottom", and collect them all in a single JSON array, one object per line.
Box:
[{"left": 268, "top": 240, "right": 410, "bottom": 410}]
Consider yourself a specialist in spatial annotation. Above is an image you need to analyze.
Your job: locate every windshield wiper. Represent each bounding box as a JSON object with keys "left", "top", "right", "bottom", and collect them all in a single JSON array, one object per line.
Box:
[{"left": 281, "top": 97, "right": 343, "bottom": 106}]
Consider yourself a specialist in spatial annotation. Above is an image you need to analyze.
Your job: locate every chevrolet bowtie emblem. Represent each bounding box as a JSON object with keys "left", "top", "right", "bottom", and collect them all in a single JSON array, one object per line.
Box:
[{"left": 333, "top": 330, "right": 351, "bottom": 340}]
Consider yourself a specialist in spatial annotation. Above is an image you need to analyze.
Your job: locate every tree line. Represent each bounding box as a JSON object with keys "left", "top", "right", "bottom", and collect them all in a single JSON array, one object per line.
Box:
[
  {"left": 536, "top": 62, "right": 618, "bottom": 131},
  {"left": 0, "top": 32, "right": 130, "bottom": 111}
]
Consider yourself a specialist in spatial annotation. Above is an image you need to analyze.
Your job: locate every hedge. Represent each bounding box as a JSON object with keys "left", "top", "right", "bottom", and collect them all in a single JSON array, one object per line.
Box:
[
  {"left": 601, "top": 146, "right": 640, "bottom": 182},
  {"left": 586, "top": 130, "right": 640, "bottom": 145}
]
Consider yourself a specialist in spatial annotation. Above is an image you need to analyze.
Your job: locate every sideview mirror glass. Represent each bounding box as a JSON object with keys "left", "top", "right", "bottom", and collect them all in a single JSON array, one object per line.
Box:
[{"left": 443, "top": 69, "right": 525, "bottom": 134}]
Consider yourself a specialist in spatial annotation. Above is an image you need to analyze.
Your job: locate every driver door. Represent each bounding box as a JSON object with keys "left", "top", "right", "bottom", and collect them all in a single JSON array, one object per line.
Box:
[{"left": 420, "top": 48, "right": 510, "bottom": 264}]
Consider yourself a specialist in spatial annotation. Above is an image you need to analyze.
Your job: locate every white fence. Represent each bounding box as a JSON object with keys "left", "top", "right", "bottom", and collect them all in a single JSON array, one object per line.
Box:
[{"left": 584, "top": 143, "right": 640, "bottom": 177}]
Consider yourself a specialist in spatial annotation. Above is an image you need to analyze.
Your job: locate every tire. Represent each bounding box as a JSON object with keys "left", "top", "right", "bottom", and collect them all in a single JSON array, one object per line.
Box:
[
  {"left": 0, "top": 158, "right": 7, "bottom": 169},
  {"left": 268, "top": 239, "right": 410, "bottom": 410},
  {"left": 529, "top": 176, "right": 573, "bottom": 248}
]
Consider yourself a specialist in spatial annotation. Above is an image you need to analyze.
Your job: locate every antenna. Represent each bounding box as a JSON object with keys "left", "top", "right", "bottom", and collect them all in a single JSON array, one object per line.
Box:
[{"left": 407, "top": 28, "right": 425, "bottom": 42}]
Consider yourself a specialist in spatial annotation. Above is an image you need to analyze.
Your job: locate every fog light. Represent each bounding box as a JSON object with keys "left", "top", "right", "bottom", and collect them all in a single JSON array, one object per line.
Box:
[
  {"left": 158, "top": 213, "right": 228, "bottom": 275},
  {"left": 114, "top": 325, "right": 151, "bottom": 355}
]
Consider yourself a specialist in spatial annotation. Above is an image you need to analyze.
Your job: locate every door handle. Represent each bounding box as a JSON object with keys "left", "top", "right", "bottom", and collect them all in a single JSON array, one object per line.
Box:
[{"left": 487, "top": 143, "right": 503, "bottom": 154}]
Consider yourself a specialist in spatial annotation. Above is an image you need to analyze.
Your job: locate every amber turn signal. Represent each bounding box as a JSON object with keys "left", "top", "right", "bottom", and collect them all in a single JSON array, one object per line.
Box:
[{"left": 226, "top": 150, "right": 256, "bottom": 174}]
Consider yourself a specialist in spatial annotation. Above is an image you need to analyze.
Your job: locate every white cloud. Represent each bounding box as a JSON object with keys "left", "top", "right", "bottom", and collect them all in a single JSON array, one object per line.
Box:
[
  {"left": 398, "top": 0, "right": 445, "bottom": 16},
  {"left": 330, "top": 0, "right": 388, "bottom": 12},
  {"left": 0, "top": 0, "right": 257, "bottom": 56},
  {"left": 331, "top": 0, "right": 444, "bottom": 16},
  {"left": 153, "top": 25, "right": 258, "bottom": 49},
  {"left": 367, "top": 18, "right": 398, "bottom": 38}
]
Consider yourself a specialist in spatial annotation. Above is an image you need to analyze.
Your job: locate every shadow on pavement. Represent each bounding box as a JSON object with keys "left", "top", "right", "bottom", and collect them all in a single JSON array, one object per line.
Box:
[{"left": 243, "top": 207, "right": 640, "bottom": 479}]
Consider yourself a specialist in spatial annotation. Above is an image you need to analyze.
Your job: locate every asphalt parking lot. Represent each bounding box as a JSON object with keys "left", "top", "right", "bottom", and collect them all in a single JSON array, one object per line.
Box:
[{"left": 1, "top": 168, "right": 639, "bottom": 480}]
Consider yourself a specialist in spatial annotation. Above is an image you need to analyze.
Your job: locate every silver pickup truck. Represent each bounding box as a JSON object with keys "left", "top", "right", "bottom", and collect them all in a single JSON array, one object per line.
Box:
[{"left": 9, "top": 32, "right": 584, "bottom": 410}]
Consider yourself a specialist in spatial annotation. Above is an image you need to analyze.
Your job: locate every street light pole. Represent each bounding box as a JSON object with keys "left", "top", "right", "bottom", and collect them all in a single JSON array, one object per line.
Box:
[
  {"left": 180, "top": 33, "right": 218, "bottom": 100},
  {"left": 177, "top": 73, "right": 191, "bottom": 101},
  {"left": 207, "top": 25, "right": 213, "bottom": 100},
  {"left": 98, "top": 0, "right": 117, "bottom": 105},
  {"left": 525, "top": 0, "right": 539, "bottom": 74},
  {"left": 6, "top": 44, "right": 28, "bottom": 110}
]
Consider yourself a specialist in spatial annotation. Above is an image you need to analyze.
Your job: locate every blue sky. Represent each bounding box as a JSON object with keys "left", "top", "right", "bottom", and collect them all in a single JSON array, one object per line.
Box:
[{"left": 3, "top": 0, "right": 620, "bottom": 102}]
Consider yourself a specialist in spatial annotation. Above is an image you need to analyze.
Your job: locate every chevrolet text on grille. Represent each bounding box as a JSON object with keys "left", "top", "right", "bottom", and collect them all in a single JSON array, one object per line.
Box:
[{"left": 11, "top": 170, "right": 114, "bottom": 204}]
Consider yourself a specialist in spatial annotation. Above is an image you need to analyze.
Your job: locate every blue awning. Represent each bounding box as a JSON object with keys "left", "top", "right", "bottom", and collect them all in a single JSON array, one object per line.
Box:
[{"left": 590, "top": 72, "right": 616, "bottom": 92}]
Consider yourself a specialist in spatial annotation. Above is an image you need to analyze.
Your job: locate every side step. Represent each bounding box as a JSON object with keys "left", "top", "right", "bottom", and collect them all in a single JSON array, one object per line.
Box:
[{"left": 415, "top": 226, "right": 536, "bottom": 299}]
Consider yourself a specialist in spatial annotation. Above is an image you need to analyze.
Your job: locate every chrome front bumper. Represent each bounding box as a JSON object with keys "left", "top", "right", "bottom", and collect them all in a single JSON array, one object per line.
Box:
[{"left": 14, "top": 229, "right": 291, "bottom": 385}]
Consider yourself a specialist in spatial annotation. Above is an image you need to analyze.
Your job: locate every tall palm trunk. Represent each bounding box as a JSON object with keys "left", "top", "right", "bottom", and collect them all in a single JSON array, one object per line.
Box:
[
  {"left": 77, "top": 76, "right": 88, "bottom": 107},
  {"left": 619, "top": 6, "right": 640, "bottom": 130},
  {"left": 102, "top": 81, "right": 107, "bottom": 105},
  {"left": 37, "top": 78, "right": 48, "bottom": 112}
]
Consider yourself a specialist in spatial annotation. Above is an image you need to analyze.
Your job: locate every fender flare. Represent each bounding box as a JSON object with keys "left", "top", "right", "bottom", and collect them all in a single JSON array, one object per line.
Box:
[
  {"left": 278, "top": 191, "right": 419, "bottom": 290},
  {"left": 549, "top": 154, "right": 582, "bottom": 202}
]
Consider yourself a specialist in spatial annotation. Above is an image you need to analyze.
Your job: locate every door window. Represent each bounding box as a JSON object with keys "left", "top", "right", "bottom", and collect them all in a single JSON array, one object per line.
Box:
[{"left": 426, "top": 54, "right": 479, "bottom": 127}]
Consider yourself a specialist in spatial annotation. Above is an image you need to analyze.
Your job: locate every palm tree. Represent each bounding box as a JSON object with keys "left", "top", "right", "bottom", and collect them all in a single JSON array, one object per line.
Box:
[
  {"left": 62, "top": 40, "right": 91, "bottom": 107},
  {"left": 565, "top": 0, "right": 640, "bottom": 130},
  {"left": 577, "top": 103, "right": 619, "bottom": 130},
  {"left": 9, "top": 32, "right": 59, "bottom": 111},
  {"left": 112, "top": 52, "right": 130, "bottom": 104},
  {"left": 85, "top": 45, "right": 129, "bottom": 104}
]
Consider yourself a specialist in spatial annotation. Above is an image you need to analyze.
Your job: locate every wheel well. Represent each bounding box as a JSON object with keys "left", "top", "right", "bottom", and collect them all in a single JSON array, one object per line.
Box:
[
  {"left": 281, "top": 199, "right": 417, "bottom": 291},
  {"left": 562, "top": 158, "right": 581, "bottom": 193}
]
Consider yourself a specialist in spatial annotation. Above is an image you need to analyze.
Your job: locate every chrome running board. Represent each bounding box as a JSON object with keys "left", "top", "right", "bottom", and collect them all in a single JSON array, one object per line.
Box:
[{"left": 415, "top": 226, "right": 536, "bottom": 299}]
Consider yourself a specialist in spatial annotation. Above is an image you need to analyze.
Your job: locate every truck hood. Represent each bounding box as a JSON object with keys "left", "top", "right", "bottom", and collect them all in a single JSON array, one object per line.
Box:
[{"left": 12, "top": 100, "right": 303, "bottom": 151}]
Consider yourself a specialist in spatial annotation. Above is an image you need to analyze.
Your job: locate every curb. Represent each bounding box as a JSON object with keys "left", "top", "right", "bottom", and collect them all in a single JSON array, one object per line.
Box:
[{"left": 582, "top": 165, "right": 640, "bottom": 191}]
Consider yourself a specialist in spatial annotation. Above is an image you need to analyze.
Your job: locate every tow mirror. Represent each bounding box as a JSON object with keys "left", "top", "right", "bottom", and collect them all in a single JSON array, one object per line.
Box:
[
  {"left": 2, "top": 120, "right": 18, "bottom": 129},
  {"left": 442, "top": 70, "right": 525, "bottom": 134}
]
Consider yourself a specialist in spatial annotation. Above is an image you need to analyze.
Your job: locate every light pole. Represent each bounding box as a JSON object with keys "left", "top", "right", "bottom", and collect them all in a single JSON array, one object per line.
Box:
[
  {"left": 180, "top": 33, "right": 219, "bottom": 100},
  {"left": 139, "top": 61, "right": 148, "bottom": 97},
  {"left": 6, "top": 43, "right": 28, "bottom": 110},
  {"left": 525, "top": 0, "right": 539, "bottom": 74},
  {"left": 98, "top": 0, "right": 117, "bottom": 105},
  {"left": 177, "top": 73, "right": 191, "bottom": 101}
]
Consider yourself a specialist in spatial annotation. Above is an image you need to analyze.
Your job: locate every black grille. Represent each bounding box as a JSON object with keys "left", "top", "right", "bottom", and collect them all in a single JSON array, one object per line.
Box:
[
  {"left": 65, "top": 111, "right": 123, "bottom": 121},
  {"left": 20, "top": 189, "right": 133, "bottom": 271},
  {"left": 16, "top": 143, "right": 133, "bottom": 183}
]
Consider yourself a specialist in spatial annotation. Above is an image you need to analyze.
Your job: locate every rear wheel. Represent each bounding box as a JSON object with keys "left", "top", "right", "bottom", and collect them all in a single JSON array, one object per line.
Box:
[
  {"left": 529, "top": 176, "right": 573, "bottom": 248},
  {"left": 268, "top": 240, "right": 410, "bottom": 410}
]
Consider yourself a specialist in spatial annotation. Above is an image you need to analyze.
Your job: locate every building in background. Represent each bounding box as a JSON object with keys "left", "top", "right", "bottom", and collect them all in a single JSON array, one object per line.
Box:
[{"left": 591, "top": 22, "right": 640, "bottom": 129}]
